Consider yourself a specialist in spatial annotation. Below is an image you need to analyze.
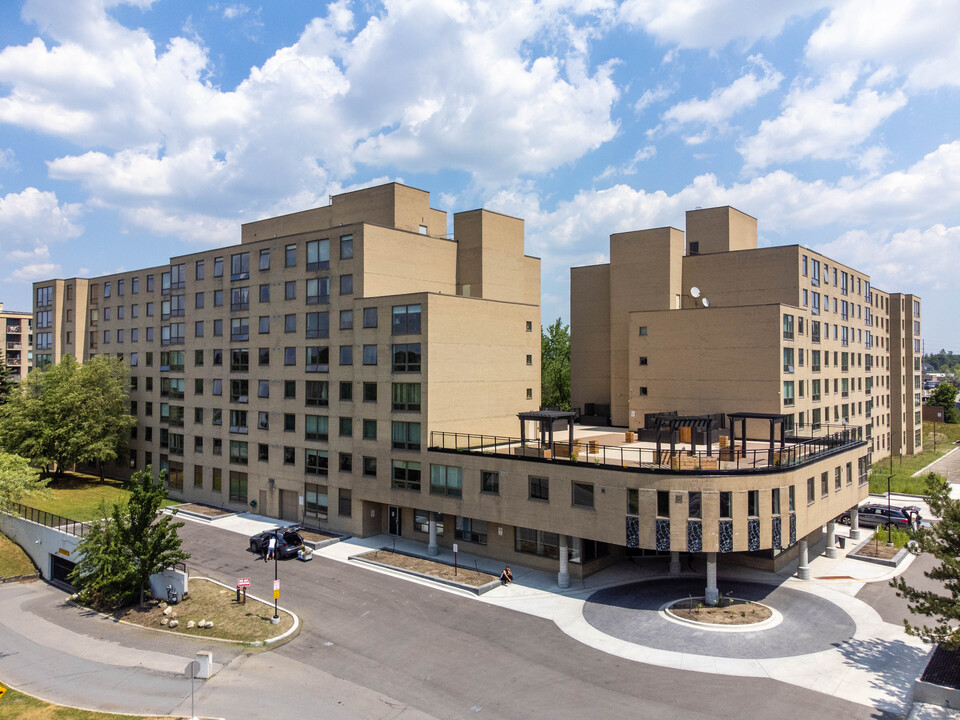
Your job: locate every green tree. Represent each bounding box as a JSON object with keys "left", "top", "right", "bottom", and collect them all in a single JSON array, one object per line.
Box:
[
  {"left": 70, "top": 467, "right": 188, "bottom": 608},
  {"left": 927, "top": 383, "right": 960, "bottom": 423},
  {"left": 892, "top": 473, "right": 960, "bottom": 649},
  {"left": 0, "top": 356, "right": 15, "bottom": 406},
  {"left": 0, "top": 355, "right": 136, "bottom": 477},
  {"left": 0, "top": 451, "right": 49, "bottom": 511},
  {"left": 541, "top": 318, "right": 571, "bottom": 410}
]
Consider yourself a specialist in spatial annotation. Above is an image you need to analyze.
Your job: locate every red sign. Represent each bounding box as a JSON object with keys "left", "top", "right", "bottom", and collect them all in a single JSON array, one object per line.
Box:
[{"left": 237, "top": 578, "right": 251, "bottom": 587}]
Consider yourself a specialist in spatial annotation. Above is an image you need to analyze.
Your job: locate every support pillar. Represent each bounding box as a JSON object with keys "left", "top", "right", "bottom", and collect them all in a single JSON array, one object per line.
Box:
[
  {"left": 557, "top": 535, "right": 570, "bottom": 589},
  {"left": 797, "top": 538, "right": 811, "bottom": 580},
  {"left": 825, "top": 521, "right": 838, "bottom": 559},
  {"left": 427, "top": 513, "right": 439, "bottom": 556},
  {"left": 849, "top": 506, "right": 861, "bottom": 541},
  {"left": 669, "top": 551, "right": 681, "bottom": 575},
  {"left": 705, "top": 552, "right": 718, "bottom": 605}
]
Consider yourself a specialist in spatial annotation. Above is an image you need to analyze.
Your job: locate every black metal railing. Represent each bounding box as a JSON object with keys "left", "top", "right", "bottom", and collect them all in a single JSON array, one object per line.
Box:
[
  {"left": 7, "top": 502, "right": 90, "bottom": 537},
  {"left": 428, "top": 425, "right": 863, "bottom": 475}
]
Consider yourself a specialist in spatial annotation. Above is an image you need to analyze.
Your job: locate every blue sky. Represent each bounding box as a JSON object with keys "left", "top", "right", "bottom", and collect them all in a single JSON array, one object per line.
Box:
[{"left": 0, "top": 0, "right": 958, "bottom": 352}]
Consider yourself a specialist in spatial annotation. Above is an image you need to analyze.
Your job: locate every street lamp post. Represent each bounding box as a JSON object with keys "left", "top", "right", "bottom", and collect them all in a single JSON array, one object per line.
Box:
[
  {"left": 934, "top": 417, "right": 938, "bottom": 453},
  {"left": 887, "top": 453, "right": 894, "bottom": 547},
  {"left": 273, "top": 531, "right": 280, "bottom": 624}
]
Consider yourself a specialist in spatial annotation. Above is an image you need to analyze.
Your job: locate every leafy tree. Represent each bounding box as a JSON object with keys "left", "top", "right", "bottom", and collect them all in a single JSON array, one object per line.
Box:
[
  {"left": 924, "top": 351, "right": 960, "bottom": 375},
  {"left": 927, "top": 383, "right": 960, "bottom": 423},
  {"left": 0, "top": 451, "right": 49, "bottom": 511},
  {"left": 892, "top": 473, "right": 960, "bottom": 649},
  {"left": 541, "top": 318, "right": 571, "bottom": 410},
  {"left": 0, "top": 355, "right": 136, "bottom": 477},
  {"left": 0, "top": 356, "right": 15, "bottom": 406},
  {"left": 70, "top": 468, "right": 188, "bottom": 608}
]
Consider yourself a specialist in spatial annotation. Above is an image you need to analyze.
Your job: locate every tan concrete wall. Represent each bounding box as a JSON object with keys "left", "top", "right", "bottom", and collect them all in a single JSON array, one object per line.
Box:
[
  {"left": 685, "top": 206, "right": 758, "bottom": 254},
  {"left": 570, "top": 264, "right": 611, "bottom": 415},
  {"left": 453, "top": 209, "right": 533, "bottom": 305},
  {"left": 681, "top": 245, "right": 800, "bottom": 309},
  {"left": 360, "top": 224, "right": 458, "bottom": 298}
]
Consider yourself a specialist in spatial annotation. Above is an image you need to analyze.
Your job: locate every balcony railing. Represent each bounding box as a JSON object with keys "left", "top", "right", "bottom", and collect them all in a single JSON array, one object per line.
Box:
[{"left": 428, "top": 424, "right": 864, "bottom": 475}]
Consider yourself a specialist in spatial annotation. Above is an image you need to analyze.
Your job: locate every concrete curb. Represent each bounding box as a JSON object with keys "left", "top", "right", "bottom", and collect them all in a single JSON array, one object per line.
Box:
[
  {"left": 302, "top": 534, "right": 349, "bottom": 551},
  {"left": 847, "top": 533, "right": 912, "bottom": 567},
  {"left": 351, "top": 551, "right": 501, "bottom": 595},
  {"left": 1, "top": 573, "right": 40, "bottom": 583}
]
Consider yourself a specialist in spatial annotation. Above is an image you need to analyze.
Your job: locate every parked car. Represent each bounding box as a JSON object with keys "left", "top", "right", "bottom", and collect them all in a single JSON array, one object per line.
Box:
[
  {"left": 837, "top": 504, "right": 916, "bottom": 528},
  {"left": 249, "top": 526, "right": 304, "bottom": 559}
]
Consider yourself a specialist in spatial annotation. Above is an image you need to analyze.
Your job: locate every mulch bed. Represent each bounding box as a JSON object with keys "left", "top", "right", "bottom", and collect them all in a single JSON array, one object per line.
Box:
[
  {"left": 299, "top": 529, "right": 340, "bottom": 542},
  {"left": 356, "top": 550, "right": 497, "bottom": 587},
  {"left": 853, "top": 539, "right": 901, "bottom": 559},
  {"left": 174, "top": 503, "right": 233, "bottom": 517},
  {"left": 669, "top": 599, "right": 772, "bottom": 625}
]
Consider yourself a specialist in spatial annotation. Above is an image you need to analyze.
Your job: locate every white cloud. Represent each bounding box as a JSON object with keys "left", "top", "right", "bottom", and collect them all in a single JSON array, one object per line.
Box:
[
  {"left": 619, "top": 0, "right": 829, "bottom": 50},
  {"left": 0, "top": 148, "right": 17, "bottom": 170},
  {"left": 663, "top": 55, "right": 782, "bottom": 125},
  {"left": 8, "top": 244, "right": 51, "bottom": 262},
  {"left": 0, "top": 187, "right": 83, "bottom": 248},
  {"left": 8, "top": 262, "right": 61, "bottom": 282},
  {"left": 633, "top": 85, "right": 673, "bottom": 114},
  {"left": 222, "top": 4, "right": 248, "bottom": 20},
  {"left": 595, "top": 144, "right": 657, "bottom": 179},
  {"left": 806, "top": 0, "right": 960, "bottom": 90},
  {"left": 737, "top": 68, "right": 907, "bottom": 169}
]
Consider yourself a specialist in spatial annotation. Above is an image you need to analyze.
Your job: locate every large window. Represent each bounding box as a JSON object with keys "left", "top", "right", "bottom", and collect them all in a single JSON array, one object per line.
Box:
[
  {"left": 305, "top": 449, "right": 328, "bottom": 475},
  {"left": 230, "top": 317, "right": 249, "bottom": 341},
  {"left": 515, "top": 527, "right": 559, "bottom": 559},
  {"left": 306, "top": 239, "right": 329, "bottom": 270},
  {"left": 392, "top": 343, "right": 422, "bottom": 372},
  {"left": 229, "top": 440, "right": 248, "bottom": 465},
  {"left": 392, "top": 304, "right": 422, "bottom": 334},
  {"left": 455, "top": 517, "right": 487, "bottom": 545},
  {"left": 231, "top": 286, "right": 250, "bottom": 311},
  {"left": 305, "top": 483, "right": 328, "bottom": 519},
  {"left": 305, "top": 415, "right": 329, "bottom": 441},
  {"left": 229, "top": 471, "right": 247, "bottom": 503},
  {"left": 391, "top": 460, "right": 421, "bottom": 491},
  {"left": 414, "top": 509, "right": 442, "bottom": 535},
  {"left": 430, "top": 464, "right": 462, "bottom": 497},
  {"left": 481, "top": 470, "right": 499, "bottom": 494},
  {"left": 392, "top": 383, "right": 421, "bottom": 411},
  {"left": 305, "top": 346, "right": 330, "bottom": 372},
  {"left": 305, "top": 380, "right": 329, "bottom": 406},
  {"left": 529, "top": 475, "right": 549, "bottom": 501},
  {"left": 573, "top": 482, "right": 594, "bottom": 509},
  {"left": 306, "top": 277, "right": 329, "bottom": 305},
  {"left": 391, "top": 421, "right": 421, "bottom": 450},
  {"left": 306, "top": 311, "right": 329, "bottom": 339}
]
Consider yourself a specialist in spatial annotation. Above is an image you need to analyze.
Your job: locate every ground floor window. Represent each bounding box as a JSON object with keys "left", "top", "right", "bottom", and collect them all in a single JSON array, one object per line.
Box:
[
  {"left": 339, "top": 488, "right": 352, "bottom": 517},
  {"left": 229, "top": 471, "right": 247, "bottom": 503},
  {"left": 414, "top": 509, "right": 443, "bottom": 535},
  {"left": 569, "top": 538, "right": 609, "bottom": 565},
  {"left": 515, "top": 527, "right": 559, "bottom": 559},
  {"left": 305, "top": 482, "right": 328, "bottom": 519},
  {"left": 455, "top": 517, "right": 487, "bottom": 545}
]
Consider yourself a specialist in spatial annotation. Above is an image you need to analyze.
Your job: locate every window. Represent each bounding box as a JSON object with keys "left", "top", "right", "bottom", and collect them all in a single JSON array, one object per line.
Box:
[
  {"left": 808, "top": 477, "right": 817, "bottom": 503},
  {"left": 229, "top": 471, "right": 247, "bottom": 503},
  {"left": 455, "top": 517, "right": 487, "bottom": 545},
  {"left": 515, "top": 528, "right": 559, "bottom": 559},
  {"left": 283, "top": 380, "right": 296, "bottom": 399},
  {"left": 392, "top": 383, "right": 421, "bottom": 411},
  {"left": 303, "top": 415, "right": 330, "bottom": 442},
  {"left": 340, "top": 453, "right": 353, "bottom": 473},
  {"left": 305, "top": 381, "right": 329, "bottom": 407},
  {"left": 306, "top": 239, "right": 329, "bottom": 270},
  {"left": 362, "top": 345, "right": 377, "bottom": 365},
  {"left": 305, "top": 346, "right": 329, "bottom": 372},
  {"left": 306, "top": 278, "right": 329, "bottom": 304},
  {"left": 285, "top": 281, "right": 297, "bottom": 300},
  {"left": 719, "top": 491, "right": 732, "bottom": 518},
  {"left": 821, "top": 471, "right": 829, "bottom": 498},
  {"left": 230, "top": 409, "right": 248, "bottom": 433},
  {"left": 305, "top": 483, "right": 327, "bottom": 519},
  {"left": 259, "top": 284, "right": 270, "bottom": 303},
  {"left": 284, "top": 446, "right": 295, "bottom": 465},
  {"left": 414, "top": 509, "right": 441, "bottom": 534},
  {"left": 340, "top": 309, "right": 353, "bottom": 330},
  {"left": 213, "top": 319, "right": 223, "bottom": 336},
  {"left": 363, "top": 456, "right": 377, "bottom": 477},
  {"left": 392, "top": 421, "right": 420, "bottom": 450},
  {"left": 391, "top": 460, "right": 421, "bottom": 491},
  {"left": 259, "top": 348, "right": 269, "bottom": 366},
  {"left": 340, "top": 274, "right": 353, "bottom": 295},
  {"left": 688, "top": 491, "right": 701, "bottom": 519},
  {"left": 529, "top": 475, "right": 549, "bottom": 501},
  {"left": 656, "top": 490, "right": 669, "bottom": 517},
  {"left": 212, "top": 257, "right": 223, "bottom": 278},
  {"left": 306, "top": 311, "right": 329, "bottom": 338},
  {"left": 230, "top": 348, "right": 249, "bottom": 372},
  {"left": 361, "top": 382, "right": 377, "bottom": 403},
  {"left": 392, "top": 304, "right": 422, "bottom": 334},
  {"left": 259, "top": 248, "right": 270, "bottom": 271},
  {"left": 212, "top": 379, "right": 222, "bottom": 396},
  {"left": 258, "top": 380, "right": 269, "bottom": 398},
  {"left": 340, "top": 234, "right": 353, "bottom": 259},
  {"left": 339, "top": 382, "right": 352, "bottom": 401},
  {"left": 431, "top": 465, "right": 462, "bottom": 497},
  {"left": 362, "top": 419, "right": 377, "bottom": 440},
  {"left": 748, "top": 490, "right": 759, "bottom": 517},
  {"left": 229, "top": 440, "right": 248, "bottom": 465},
  {"left": 627, "top": 489, "right": 639, "bottom": 515},
  {"left": 835, "top": 466, "right": 842, "bottom": 491},
  {"left": 363, "top": 307, "right": 378, "bottom": 328},
  {"left": 526, "top": 321, "right": 533, "bottom": 332},
  {"left": 194, "top": 465, "right": 203, "bottom": 487},
  {"left": 573, "top": 482, "right": 595, "bottom": 509},
  {"left": 339, "top": 489, "right": 352, "bottom": 517},
  {"left": 283, "top": 413, "right": 295, "bottom": 432},
  {"left": 258, "top": 444, "right": 268, "bottom": 462},
  {"left": 284, "top": 347, "right": 296, "bottom": 366},
  {"left": 782, "top": 314, "right": 794, "bottom": 340},
  {"left": 783, "top": 347, "right": 794, "bottom": 373},
  {"left": 392, "top": 343, "right": 421, "bottom": 372},
  {"left": 639, "top": 326, "right": 648, "bottom": 336},
  {"left": 230, "top": 317, "right": 249, "bottom": 341},
  {"left": 339, "top": 345, "right": 353, "bottom": 365},
  {"left": 783, "top": 381, "right": 794, "bottom": 407},
  {"left": 259, "top": 316, "right": 270, "bottom": 334},
  {"left": 285, "top": 244, "right": 296, "bottom": 267},
  {"left": 305, "top": 449, "right": 328, "bottom": 475},
  {"left": 481, "top": 470, "right": 499, "bottom": 494}
]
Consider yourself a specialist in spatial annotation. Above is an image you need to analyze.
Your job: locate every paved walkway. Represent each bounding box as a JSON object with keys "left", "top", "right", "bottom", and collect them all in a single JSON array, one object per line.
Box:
[{"left": 915, "top": 446, "right": 960, "bottom": 487}]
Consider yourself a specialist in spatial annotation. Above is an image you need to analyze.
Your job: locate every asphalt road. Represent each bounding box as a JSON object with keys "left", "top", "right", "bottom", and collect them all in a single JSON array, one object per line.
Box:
[{"left": 176, "top": 521, "right": 901, "bottom": 720}]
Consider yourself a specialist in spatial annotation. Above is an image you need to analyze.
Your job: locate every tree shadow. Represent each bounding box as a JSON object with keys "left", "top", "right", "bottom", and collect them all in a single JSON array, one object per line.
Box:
[{"left": 834, "top": 635, "right": 931, "bottom": 708}]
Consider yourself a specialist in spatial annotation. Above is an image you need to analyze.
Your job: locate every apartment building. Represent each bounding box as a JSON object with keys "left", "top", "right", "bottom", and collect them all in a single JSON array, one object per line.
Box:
[
  {"left": 33, "top": 191, "right": 877, "bottom": 591},
  {"left": 1, "top": 302, "right": 32, "bottom": 381},
  {"left": 571, "top": 206, "right": 923, "bottom": 464}
]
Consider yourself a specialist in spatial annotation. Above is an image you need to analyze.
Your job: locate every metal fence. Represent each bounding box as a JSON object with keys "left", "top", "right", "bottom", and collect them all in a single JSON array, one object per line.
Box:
[
  {"left": 7, "top": 502, "right": 90, "bottom": 537},
  {"left": 428, "top": 426, "right": 863, "bottom": 475}
]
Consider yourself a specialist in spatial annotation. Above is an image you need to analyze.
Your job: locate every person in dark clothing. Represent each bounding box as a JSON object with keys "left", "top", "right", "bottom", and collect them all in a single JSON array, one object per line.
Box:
[{"left": 500, "top": 566, "right": 513, "bottom": 585}]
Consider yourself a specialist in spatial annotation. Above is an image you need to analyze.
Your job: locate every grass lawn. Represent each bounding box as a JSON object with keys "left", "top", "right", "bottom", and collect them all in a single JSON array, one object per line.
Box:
[
  {"left": 23, "top": 473, "right": 176, "bottom": 522},
  {"left": 0, "top": 533, "right": 36, "bottom": 578},
  {"left": 868, "top": 420, "right": 960, "bottom": 495},
  {"left": 117, "top": 578, "right": 295, "bottom": 642},
  {"left": 0, "top": 685, "right": 182, "bottom": 719}
]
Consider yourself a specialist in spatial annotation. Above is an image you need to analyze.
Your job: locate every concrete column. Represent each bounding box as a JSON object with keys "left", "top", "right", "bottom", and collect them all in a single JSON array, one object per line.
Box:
[
  {"left": 705, "top": 552, "right": 718, "bottom": 605},
  {"left": 557, "top": 535, "right": 570, "bottom": 589},
  {"left": 850, "top": 506, "right": 861, "bottom": 541},
  {"left": 427, "top": 513, "right": 439, "bottom": 556},
  {"left": 797, "top": 538, "right": 811, "bottom": 580},
  {"left": 669, "top": 551, "right": 681, "bottom": 575},
  {"left": 825, "top": 521, "right": 838, "bottom": 559}
]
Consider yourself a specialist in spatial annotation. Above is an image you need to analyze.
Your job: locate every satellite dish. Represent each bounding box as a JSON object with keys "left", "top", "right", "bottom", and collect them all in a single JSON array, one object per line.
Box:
[
  {"left": 701, "top": 297, "right": 710, "bottom": 308},
  {"left": 690, "top": 286, "right": 701, "bottom": 298}
]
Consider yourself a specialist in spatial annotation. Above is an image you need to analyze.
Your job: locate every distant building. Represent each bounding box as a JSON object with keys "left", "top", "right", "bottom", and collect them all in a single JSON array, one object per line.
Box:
[{"left": 0, "top": 302, "right": 32, "bottom": 381}]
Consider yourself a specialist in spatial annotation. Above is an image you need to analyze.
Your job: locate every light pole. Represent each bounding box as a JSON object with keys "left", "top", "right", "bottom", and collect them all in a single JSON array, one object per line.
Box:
[
  {"left": 272, "top": 531, "right": 280, "bottom": 624},
  {"left": 934, "top": 417, "right": 938, "bottom": 453}
]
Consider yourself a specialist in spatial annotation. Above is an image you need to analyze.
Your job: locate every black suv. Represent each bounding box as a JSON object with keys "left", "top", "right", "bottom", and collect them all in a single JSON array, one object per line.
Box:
[
  {"left": 249, "top": 526, "right": 304, "bottom": 559},
  {"left": 838, "top": 504, "right": 916, "bottom": 528}
]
